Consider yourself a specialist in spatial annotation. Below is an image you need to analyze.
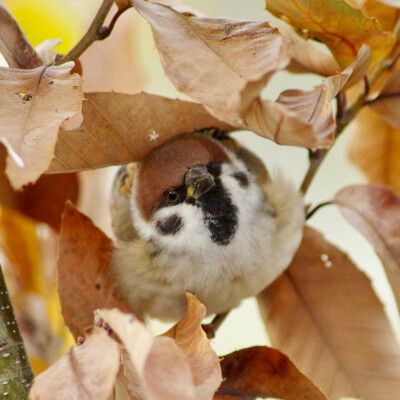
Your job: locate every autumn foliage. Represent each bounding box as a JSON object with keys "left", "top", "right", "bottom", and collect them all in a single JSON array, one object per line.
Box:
[{"left": 1, "top": 0, "right": 400, "bottom": 399}]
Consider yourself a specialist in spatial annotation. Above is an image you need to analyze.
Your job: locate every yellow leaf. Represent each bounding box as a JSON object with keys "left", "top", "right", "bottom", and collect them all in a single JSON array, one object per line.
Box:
[
  {"left": 362, "top": 0, "right": 400, "bottom": 31},
  {"left": 265, "top": 0, "right": 395, "bottom": 68},
  {"left": 0, "top": 207, "right": 74, "bottom": 373}
]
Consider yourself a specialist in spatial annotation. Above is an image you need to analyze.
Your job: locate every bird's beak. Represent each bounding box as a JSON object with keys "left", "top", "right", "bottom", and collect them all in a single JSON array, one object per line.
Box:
[{"left": 185, "top": 166, "right": 215, "bottom": 200}]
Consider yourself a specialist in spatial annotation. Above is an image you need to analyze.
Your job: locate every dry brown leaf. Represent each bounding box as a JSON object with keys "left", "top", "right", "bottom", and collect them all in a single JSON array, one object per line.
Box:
[
  {"left": 132, "top": 0, "right": 370, "bottom": 149},
  {"left": 163, "top": 293, "right": 222, "bottom": 400},
  {"left": 58, "top": 203, "right": 131, "bottom": 339},
  {"left": 0, "top": 147, "right": 79, "bottom": 230},
  {"left": 216, "top": 346, "right": 327, "bottom": 400},
  {"left": 245, "top": 45, "right": 371, "bottom": 148},
  {"left": 97, "top": 309, "right": 196, "bottom": 400},
  {"left": 132, "top": 0, "right": 290, "bottom": 127},
  {"left": 47, "top": 92, "right": 233, "bottom": 173},
  {"left": 349, "top": 108, "right": 400, "bottom": 192},
  {"left": 277, "top": 22, "right": 340, "bottom": 76},
  {"left": 29, "top": 327, "right": 120, "bottom": 400},
  {"left": 0, "top": 63, "right": 83, "bottom": 189},
  {"left": 265, "top": 0, "right": 395, "bottom": 68},
  {"left": 0, "top": 1, "right": 42, "bottom": 68},
  {"left": 335, "top": 184, "right": 400, "bottom": 313},
  {"left": 362, "top": 0, "right": 400, "bottom": 31},
  {"left": 368, "top": 70, "right": 400, "bottom": 128},
  {"left": 258, "top": 226, "right": 400, "bottom": 399}
]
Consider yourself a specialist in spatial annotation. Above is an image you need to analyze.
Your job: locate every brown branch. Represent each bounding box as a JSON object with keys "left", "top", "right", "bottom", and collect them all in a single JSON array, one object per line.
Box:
[
  {"left": 0, "top": 265, "right": 33, "bottom": 397},
  {"left": 0, "top": 1, "right": 42, "bottom": 68},
  {"left": 57, "top": 0, "right": 132, "bottom": 64}
]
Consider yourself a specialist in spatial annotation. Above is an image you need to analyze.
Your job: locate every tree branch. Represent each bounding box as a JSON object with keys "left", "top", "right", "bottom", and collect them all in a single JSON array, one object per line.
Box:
[
  {"left": 0, "top": 1, "right": 42, "bottom": 68},
  {"left": 0, "top": 265, "right": 33, "bottom": 397},
  {"left": 57, "top": 0, "right": 131, "bottom": 64}
]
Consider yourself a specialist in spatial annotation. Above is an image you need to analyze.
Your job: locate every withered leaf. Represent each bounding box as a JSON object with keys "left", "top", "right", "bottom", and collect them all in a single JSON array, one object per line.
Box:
[
  {"left": 216, "top": 346, "right": 327, "bottom": 400},
  {"left": 335, "top": 184, "right": 400, "bottom": 312},
  {"left": 349, "top": 108, "right": 400, "bottom": 193},
  {"left": 0, "top": 0, "right": 42, "bottom": 68},
  {"left": 258, "top": 226, "right": 400, "bottom": 399},
  {"left": 279, "top": 23, "right": 340, "bottom": 76},
  {"left": 0, "top": 63, "right": 83, "bottom": 189},
  {"left": 163, "top": 293, "right": 222, "bottom": 400},
  {"left": 244, "top": 45, "right": 371, "bottom": 148},
  {"left": 368, "top": 70, "right": 400, "bottom": 128},
  {"left": 132, "top": 0, "right": 290, "bottom": 127},
  {"left": 29, "top": 327, "right": 120, "bottom": 400},
  {"left": 96, "top": 309, "right": 196, "bottom": 400},
  {"left": 265, "top": 0, "right": 395, "bottom": 68},
  {"left": 58, "top": 203, "right": 131, "bottom": 339},
  {"left": 48, "top": 92, "right": 233, "bottom": 173}
]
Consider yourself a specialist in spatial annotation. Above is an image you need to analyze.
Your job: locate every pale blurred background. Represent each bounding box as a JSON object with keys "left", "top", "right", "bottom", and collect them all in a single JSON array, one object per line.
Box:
[{"left": 2, "top": 0, "right": 399, "bottom": 359}]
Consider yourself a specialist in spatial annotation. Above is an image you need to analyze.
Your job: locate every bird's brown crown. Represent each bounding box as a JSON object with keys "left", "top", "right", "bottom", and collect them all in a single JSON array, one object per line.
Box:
[{"left": 136, "top": 133, "right": 230, "bottom": 220}]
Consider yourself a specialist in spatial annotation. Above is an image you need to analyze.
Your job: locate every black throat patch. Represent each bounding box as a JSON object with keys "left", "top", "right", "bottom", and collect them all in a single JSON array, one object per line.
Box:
[{"left": 191, "top": 174, "right": 238, "bottom": 246}]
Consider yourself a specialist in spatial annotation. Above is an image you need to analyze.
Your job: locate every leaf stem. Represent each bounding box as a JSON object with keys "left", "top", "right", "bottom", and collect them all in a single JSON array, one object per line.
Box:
[
  {"left": 57, "top": 0, "right": 129, "bottom": 64},
  {"left": 0, "top": 265, "right": 33, "bottom": 398}
]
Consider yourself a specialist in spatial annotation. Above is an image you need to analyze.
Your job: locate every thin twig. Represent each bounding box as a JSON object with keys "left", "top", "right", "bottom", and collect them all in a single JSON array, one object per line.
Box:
[
  {"left": 57, "top": 0, "right": 115, "bottom": 64},
  {"left": 202, "top": 312, "right": 229, "bottom": 339},
  {"left": 306, "top": 201, "right": 333, "bottom": 220}
]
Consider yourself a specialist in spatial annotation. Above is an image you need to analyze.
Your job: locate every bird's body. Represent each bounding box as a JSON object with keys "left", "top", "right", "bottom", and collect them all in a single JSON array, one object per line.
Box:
[{"left": 110, "top": 132, "right": 304, "bottom": 320}]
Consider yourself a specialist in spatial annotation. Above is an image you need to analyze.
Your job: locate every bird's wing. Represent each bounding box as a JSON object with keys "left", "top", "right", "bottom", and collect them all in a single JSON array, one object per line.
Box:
[{"left": 110, "top": 163, "right": 140, "bottom": 242}]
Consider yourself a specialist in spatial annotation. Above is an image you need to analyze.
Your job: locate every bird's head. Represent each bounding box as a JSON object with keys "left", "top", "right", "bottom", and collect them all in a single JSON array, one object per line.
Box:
[{"left": 129, "top": 133, "right": 266, "bottom": 254}]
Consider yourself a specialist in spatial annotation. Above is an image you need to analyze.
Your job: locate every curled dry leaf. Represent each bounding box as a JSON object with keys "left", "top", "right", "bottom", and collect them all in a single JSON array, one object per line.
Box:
[
  {"left": 0, "top": 0, "right": 42, "bottom": 68},
  {"left": 335, "top": 184, "right": 400, "bottom": 312},
  {"left": 48, "top": 92, "right": 233, "bottom": 173},
  {"left": 163, "top": 293, "right": 222, "bottom": 400},
  {"left": 349, "top": 108, "right": 400, "bottom": 193},
  {"left": 265, "top": 0, "right": 395, "bottom": 68},
  {"left": 258, "top": 226, "right": 400, "bottom": 399},
  {"left": 275, "top": 21, "right": 340, "bottom": 76},
  {"left": 216, "top": 346, "right": 327, "bottom": 400},
  {"left": 29, "top": 327, "right": 120, "bottom": 400},
  {"left": 133, "top": 0, "right": 370, "bottom": 148},
  {"left": 132, "top": 0, "right": 291, "bottom": 127},
  {"left": 58, "top": 203, "right": 131, "bottom": 339},
  {"left": 0, "top": 63, "right": 83, "bottom": 189},
  {"left": 244, "top": 45, "right": 371, "bottom": 148},
  {"left": 96, "top": 309, "right": 196, "bottom": 400},
  {"left": 368, "top": 70, "right": 400, "bottom": 128}
]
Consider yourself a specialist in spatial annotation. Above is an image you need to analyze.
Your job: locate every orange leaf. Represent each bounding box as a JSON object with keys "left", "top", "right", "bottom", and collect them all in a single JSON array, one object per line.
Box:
[
  {"left": 216, "top": 346, "right": 327, "bottom": 400},
  {"left": 57, "top": 203, "right": 131, "bottom": 339},
  {"left": 265, "top": 0, "right": 395, "bottom": 68},
  {"left": 349, "top": 108, "right": 400, "bottom": 193},
  {"left": 258, "top": 226, "right": 400, "bottom": 399}
]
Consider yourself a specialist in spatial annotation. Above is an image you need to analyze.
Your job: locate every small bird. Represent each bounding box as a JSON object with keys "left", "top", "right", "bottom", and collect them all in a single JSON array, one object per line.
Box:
[{"left": 110, "top": 131, "right": 304, "bottom": 321}]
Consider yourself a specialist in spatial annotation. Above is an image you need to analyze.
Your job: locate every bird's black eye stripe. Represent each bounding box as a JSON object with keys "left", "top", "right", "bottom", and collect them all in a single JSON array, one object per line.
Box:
[
  {"left": 207, "top": 162, "right": 222, "bottom": 177},
  {"left": 232, "top": 171, "right": 249, "bottom": 188}
]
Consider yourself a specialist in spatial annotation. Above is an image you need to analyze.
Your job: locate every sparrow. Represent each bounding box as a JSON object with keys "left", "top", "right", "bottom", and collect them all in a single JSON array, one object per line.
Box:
[{"left": 110, "top": 131, "right": 304, "bottom": 321}]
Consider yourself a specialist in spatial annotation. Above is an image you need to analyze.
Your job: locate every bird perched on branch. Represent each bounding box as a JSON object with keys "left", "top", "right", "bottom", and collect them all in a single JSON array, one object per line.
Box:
[{"left": 110, "top": 131, "right": 304, "bottom": 321}]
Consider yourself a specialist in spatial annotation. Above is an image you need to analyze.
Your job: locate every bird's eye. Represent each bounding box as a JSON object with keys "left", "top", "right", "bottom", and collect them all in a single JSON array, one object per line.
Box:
[{"left": 164, "top": 190, "right": 180, "bottom": 204}]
